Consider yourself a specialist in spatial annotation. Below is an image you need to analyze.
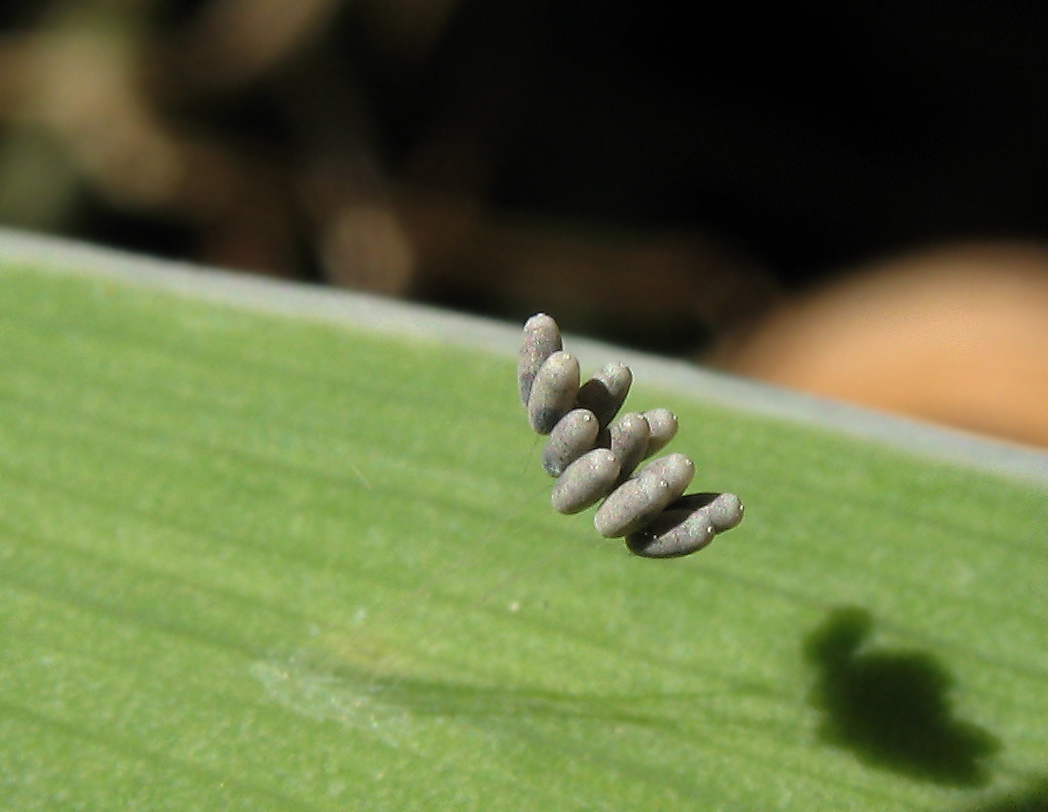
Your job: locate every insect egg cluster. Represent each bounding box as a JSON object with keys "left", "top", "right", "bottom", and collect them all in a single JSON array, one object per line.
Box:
[{"left": 519, "top": 313, "right": 744, "bottom": 558}]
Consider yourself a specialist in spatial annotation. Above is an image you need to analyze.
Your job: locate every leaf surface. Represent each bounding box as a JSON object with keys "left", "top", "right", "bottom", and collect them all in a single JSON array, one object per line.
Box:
[{"left": 2, "top": 267, "right": 1046, "bottom": 811}]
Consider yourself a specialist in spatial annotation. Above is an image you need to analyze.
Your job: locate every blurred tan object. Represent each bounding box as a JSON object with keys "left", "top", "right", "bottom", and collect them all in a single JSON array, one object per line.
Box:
[
  {"left": 0, "top": 0, "right": 305, "bottom": 273},
  {"left": 394, "top": 188, "right": 778, "bottom": 350},
  {"left": 172, "top": 0, "right": 344, "bottom": 92},
  {"left": 320, "top": 202, "right": 415, "bottom": 295},
  {"left": 712, "top": 243, "right": 1048, "bottom": 448}
]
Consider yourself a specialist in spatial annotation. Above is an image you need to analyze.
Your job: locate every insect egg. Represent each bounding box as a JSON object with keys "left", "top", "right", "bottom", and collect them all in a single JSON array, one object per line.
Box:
[
  {"left": 518, "top": 313, "right": 563, "bottom": 405},
  {"left": 603, "top": 411, "right": 650, "bottom": 482},
  {"left": 626, "top": 508, "right": 715, "bottom": 559},
  {"left": 527, "top": 351, "right": 580, "bottom": 434},
  {"left": 625, "top": 493, "right": 744, "bottom": 558},
  {"left": 685, "top": 491, "right": 745, "bottom": 533},
  {"left": 640, "top": 408, "right": 678, "bottom": 458},
  {"left": 543, "top": 408, "right": 600, "bottom": 476},
  {"left": 576, "top": 362, "right": 633, "bottom": 428},
  {"left": 551, "top": 448, "right": 621, "bottom": 514},
  {"left": 593, "top": 452, "right": 695, "bottom": 538}
]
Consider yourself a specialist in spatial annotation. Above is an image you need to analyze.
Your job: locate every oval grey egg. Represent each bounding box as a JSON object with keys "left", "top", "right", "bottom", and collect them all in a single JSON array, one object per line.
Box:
[
  {"left": 576, "top": 362, "right": 632, "bottom": 428},
  {"left": 625, "top": 507, "right": 714, "bottom": 558},
  {"left": 606, "top": 411, "right": 649, "bottom": 482},
  {"left": 671, "top": 491, "right": 745, "bottom": 533},
  {"left": 518, "top": 313, "right": 562, "bottom": 406},
  {"left": 593, "top": 452, "right": 695, "bottom": 538},
  {"left": 527, "top": 351, "right": 580, "bottom": 434},
  {"left": 641, "top": 408, "right": 678, "bottom": 458},
  {"left": 633, "top": 452, "right": 696, "bottom": 490},
  {"left": 551, "top": 448, "right": 621, "bottom": 514},
  {"left": 543, "top": 408, "right": 599, "bottom": 476},
  {"left": 714, "top": 493, "right": 745, "bottom": 532},
  {"left": 625, "top": 492, "right": 744, "bottom": 558}
]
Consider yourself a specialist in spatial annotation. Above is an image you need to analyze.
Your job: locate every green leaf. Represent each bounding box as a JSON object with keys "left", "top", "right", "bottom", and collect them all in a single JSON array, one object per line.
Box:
[{"left": 2, "top": 262, "right": 1046, "bottom": 811}]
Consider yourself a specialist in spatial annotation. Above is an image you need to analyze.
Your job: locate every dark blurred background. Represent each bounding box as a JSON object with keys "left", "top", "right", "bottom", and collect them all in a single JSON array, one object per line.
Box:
[{"left": 3, "top": 0, "right": 1048, "bottom": 446}]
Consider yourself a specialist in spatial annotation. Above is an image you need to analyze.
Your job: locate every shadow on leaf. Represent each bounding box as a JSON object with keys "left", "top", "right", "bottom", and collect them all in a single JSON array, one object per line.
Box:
[
  {"left": 958, "top": 777, "right": 1048, "bottom": 812},
  {"left": 804, "top": 606, "right": 1000, "bottom": 787}
]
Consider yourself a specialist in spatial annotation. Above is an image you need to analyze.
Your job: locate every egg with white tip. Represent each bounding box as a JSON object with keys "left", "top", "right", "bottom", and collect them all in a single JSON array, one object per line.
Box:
[
  {"left": 625, "top": 493, "right": 744, "bottom": 558},
  {"left": 594, "top": 453, "right": 695, "bottom": 538},
  {"left": 576, "top": 361, "right": 633, "bottom": 428},
  {"left": 543, "top": 408, "right": 599, "bottom": 476},
  {"left": 518, "top": 313, "right": 562, "bottom": 406},
  {"left": 527, "top": 351, "right": 580, "bottom": 434},
  {"left": 551, "top": 448, "right": 621, "bottom": 514}
]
